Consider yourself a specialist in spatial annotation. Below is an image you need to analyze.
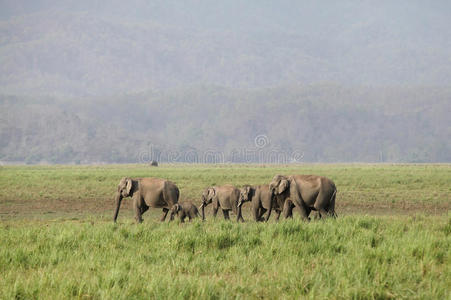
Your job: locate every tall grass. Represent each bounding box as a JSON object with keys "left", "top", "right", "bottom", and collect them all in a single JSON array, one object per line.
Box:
[
  {"left": 0, "top": 216, "right": 449, "bottom": 299},
  {"left": 0, "top": 164, "right": 450, "bottom": 298}
]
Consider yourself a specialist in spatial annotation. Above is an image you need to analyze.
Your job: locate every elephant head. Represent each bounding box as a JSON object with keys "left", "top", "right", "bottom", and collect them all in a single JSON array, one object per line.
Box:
[
  {"left": 238, "top": 185, "right": 252, "bottom": 208},
  {"left": 237, "top": 185, "right": 252, "bottom": 222},
  {"left": 199, "top": 187, "right": 215, "bottom": 220},
  {"left": 269, "top": 175, "right": 290, "bottom": 201},
  {"left": 113, "top": 177, "right": 134, "bottom": 222},
  {"left": 171, "top": 203, "right": 181, "bottom": 214},
  {"left": 170, "top": 203, "right": 181, "bottom": 220}
]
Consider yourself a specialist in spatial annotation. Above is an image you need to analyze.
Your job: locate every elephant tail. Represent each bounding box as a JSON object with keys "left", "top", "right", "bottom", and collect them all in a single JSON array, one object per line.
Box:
[
  {"left": 175, "top": 186, "right": 180, "bottom": 202},
  {"left": 329, "top": 188, "right": 337, "bottom": 218}
]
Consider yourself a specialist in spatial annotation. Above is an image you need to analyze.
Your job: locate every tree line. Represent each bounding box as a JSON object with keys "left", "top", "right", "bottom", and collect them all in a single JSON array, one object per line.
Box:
[{"left": 1, "top": 84, "right": 449, "bottom": 164}]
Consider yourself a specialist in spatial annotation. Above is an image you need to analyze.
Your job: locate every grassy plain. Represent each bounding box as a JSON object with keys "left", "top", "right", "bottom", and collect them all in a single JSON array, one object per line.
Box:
[{"left": 0, "top": 164, "right": 450, "bottom": 299}]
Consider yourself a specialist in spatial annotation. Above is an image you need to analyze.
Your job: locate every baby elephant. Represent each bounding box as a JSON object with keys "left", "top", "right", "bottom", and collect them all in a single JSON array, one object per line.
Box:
[{"left": 170, "top": 202, "right": 200, "bottom": 222}]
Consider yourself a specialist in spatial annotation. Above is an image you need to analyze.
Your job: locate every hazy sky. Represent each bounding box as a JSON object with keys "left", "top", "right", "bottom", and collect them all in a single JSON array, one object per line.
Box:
[{"left": 1, "top": 0, "right": 451, "bottom": 97}]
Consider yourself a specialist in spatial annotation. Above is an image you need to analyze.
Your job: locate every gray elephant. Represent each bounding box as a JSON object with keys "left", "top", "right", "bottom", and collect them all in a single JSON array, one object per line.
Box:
[
  {"left": 269, "top": 174, "right": 337, "bottom": 220},
  {"left": 113, "top": 177, "right": 179, "bottom": 223},
  {"left": 237, "top": 185, "right": 283, "bottom": 221},
  {"left": 238, "top": 185, "right": 295, "bottom": 221},
  {"left": 170, "top": 202, "right": 200, "bottom": 222},
  {"left": 199, "top": 185, "right": 244, "bottom": 222}
]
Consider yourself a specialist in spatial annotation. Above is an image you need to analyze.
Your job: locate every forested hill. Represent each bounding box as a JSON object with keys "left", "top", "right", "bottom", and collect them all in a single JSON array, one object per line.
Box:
[
  {"left": 1, "top": 85, "right": 450, "bottom": 163},
  {"left": 0, "top": 1, "right": 450, "bottom": 163}
]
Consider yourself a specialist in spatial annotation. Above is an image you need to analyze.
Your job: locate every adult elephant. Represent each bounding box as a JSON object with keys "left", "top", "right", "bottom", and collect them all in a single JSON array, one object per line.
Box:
[
  {"left": 269, "top": 174, "right": 337, "bottom": 220},
  {"left": 237, "top": 185, "right": 290, "bottom": 222},
  {"left": 199, "top": 185, "right": 244, "bottom": 222},
  {"left": 113, "top": 177, "right": 179, "bottom": 223}
]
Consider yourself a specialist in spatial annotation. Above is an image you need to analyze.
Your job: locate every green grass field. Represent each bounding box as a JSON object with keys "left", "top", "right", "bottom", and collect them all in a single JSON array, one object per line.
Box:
[{"left": 0, "top": 164, "right": 450, "bottom": 299}]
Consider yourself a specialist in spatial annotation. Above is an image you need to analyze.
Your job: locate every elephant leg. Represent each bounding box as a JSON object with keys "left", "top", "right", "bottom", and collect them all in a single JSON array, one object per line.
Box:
[
  {"left": 264, "top": 201, "right": 273, "bottom": 222},
  {"left": 133, "top": 197, "right": 143, "bottom": 223},
  {"left": 140, "top": 203, "right": 149, "bottom": 215},
  {"left": 264, "top": 208, "right": 272, "bottom": 222},
  {"left": 222, "top": 209, "right": 230, "bottom": 220},
  {"left": 282, "top": 200, "right": 293, "bottom": 219},
  {"left": 257, "top": 208, "right": 267, "bottom": 222},
  {"left": 252, "top": 205, "right": 260, "bottom": 221},
  {"left": 318, "top": 207, "right": 330, "bottom": 219},
  {"left": 293, "top": 203, "right": 309, "bottom": 221},
  {"left": 160, "top": 208, "right": 169, "bottom": 222},
  {"left": 212, "top": 205, "right": 219, "bottom": 218}
]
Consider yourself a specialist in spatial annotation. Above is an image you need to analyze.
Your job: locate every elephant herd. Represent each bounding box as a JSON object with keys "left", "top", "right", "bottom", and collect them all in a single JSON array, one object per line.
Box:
[{"left": 113, "top": 174, "right": 337, "bottom": 223}]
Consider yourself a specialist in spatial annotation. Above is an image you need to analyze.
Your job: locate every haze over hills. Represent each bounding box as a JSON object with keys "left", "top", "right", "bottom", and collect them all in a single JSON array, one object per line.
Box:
[{"left": 0, "top": 1, "right": 450, "bottom": 163}]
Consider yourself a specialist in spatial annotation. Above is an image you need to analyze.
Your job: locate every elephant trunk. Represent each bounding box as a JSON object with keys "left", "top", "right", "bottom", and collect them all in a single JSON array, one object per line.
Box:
[
  {"left": 237, "top": 205, "right": 243, "bottom": 222},
  {"left": 270, "top": 187, "right": 276, "bottom": 204},
  {"left": 200, "top": 203, "right": 205, "bottom": 221},
  {"left": 113, "top": 192, "right": 123, "bottom": 223}
]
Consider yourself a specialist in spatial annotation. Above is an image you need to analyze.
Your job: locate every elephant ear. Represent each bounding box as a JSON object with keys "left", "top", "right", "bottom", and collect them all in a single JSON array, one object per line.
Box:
[
  {"left": 245, "top": 186, "right": 252, "bottom": 196},
  {"left": 269, "top": 181, "right": 277, "bottom": 193},
  {"left": 270, "top": 175, "right": 283, "bottom": 194},
  {"left": 278, "top": 178, "right": 290, "bottom": 194},
  {"left": 125, "top": 178, "right": 133, "bottom": 196},
  {"left": 208, "top": 187, "right": 216, "bottom": 199},
  {"left": 118, "top": 177, "right": 127, "bottom": 192}
]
